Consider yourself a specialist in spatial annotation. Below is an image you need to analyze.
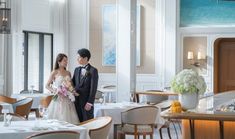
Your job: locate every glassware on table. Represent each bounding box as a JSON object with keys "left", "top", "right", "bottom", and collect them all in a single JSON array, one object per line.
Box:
[
  {"left": 38, "top": 105, "right": 45, "bottom": 119},
  {"left": 130, "top": 93, "right": 135, "bottom": 103},
  {"left": 2, "top": 109, "right": 10, "bottom": 127},
  {"left": 30, "top": 85, "right": 34, "bottom": 94},
  {"left": 99, "top": 98, "right": 104, "bottom": 104},
  {"left": 102, "top": 93, "right": 106, "bottom": 105}
]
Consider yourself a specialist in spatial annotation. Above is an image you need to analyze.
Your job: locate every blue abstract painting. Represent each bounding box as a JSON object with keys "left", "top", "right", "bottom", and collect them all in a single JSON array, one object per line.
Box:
[
  {"left": 180, "top": 0, "right": 235, "bottom": 27},
  {"left": 102, "top": 4, "right": 141, "bottom": 66},
  {"left": 102, "top": 5, "right": 116, "bottom": 66}
]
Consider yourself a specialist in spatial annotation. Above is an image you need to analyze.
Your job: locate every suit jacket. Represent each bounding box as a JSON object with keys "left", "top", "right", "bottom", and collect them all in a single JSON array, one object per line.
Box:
[{"left": 72, "top": 64, "right": 99, "bottom": 105}]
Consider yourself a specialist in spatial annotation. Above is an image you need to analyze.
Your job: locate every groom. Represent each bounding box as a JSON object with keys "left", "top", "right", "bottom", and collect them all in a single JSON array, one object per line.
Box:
[{"left": 72, "top": 48, "right": 99, "bottom": 122}]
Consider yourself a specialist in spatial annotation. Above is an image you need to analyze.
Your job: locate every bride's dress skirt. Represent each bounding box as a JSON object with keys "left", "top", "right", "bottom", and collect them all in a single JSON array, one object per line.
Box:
[{"left": 47, "top": 95, "right": 79, "bottom": 125}]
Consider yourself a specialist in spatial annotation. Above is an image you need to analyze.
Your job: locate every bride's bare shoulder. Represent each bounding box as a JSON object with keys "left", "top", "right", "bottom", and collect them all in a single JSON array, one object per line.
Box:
[
  {"left": 66, "top": 70, "right": 71, "bottom": 77},
  {"left": 51, "top": 70, "right": 59, "bottom": 76}
]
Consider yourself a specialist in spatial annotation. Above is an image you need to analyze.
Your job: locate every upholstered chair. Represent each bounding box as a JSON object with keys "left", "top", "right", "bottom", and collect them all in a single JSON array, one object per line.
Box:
[
  {"left": 12, "top": 97, "right": 33, "bottom": 119},
  {"left": 117, "top": 105, "right": 158, "bottom": 139},
  {"left": 26, "top": 130, "right": 80, "bottom": 139},
  {"left": 40, "top": 95, "right": 53, "bottom": 108},
  {"left": 94, "top": 90, "right": 104, "bottom": 103},
  {"left": 0, "top": 95, "right": 17, "bottom": 104},
  {"left": 80, "top": 116, "right": 112, "bottom": 139},
  {"left": 20, "top": 90, "right": 42, "bottom": 94}
]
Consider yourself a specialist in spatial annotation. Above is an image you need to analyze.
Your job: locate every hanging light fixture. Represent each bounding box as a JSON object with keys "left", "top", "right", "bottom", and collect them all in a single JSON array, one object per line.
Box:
[{"left": 0, "top": 0, "right": 10, "bottom": 34}]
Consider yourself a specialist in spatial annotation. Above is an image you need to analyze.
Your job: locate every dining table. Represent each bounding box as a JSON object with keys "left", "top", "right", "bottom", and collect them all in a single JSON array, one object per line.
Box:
[
  {"left": 0, "top": 119, "right": 90, "bottom": 139},
  {"left": 94, "top": 102, "right": 166, "bottom": 139},
  {"left": 0, "top": 102, "right": 14, "bottom": 113}
]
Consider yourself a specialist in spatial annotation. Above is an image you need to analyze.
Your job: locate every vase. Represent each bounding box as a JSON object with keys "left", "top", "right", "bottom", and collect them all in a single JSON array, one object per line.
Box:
[{"left": 179, "top": 93, "right": 199, "bottom": 110}]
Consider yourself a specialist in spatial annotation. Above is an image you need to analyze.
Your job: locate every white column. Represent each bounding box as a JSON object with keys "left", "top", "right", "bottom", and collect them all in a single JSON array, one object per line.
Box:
[
  {"left": 164, "top": 0, "right": 177, "bottom": 86},
  {"left": 116, "top": 0, "right": 137, "bottom": 102},
  {"left": 68, "top": 0, "right": 89, "bottom": 71}
]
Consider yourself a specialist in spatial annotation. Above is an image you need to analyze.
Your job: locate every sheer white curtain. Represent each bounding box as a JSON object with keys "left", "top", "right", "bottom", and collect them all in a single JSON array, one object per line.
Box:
[
  {"left": 7, "top": 0, "right": 24, "bottom": 96},
  {"left": 49, "top": 0, "right": 69, "bottom": 57}
]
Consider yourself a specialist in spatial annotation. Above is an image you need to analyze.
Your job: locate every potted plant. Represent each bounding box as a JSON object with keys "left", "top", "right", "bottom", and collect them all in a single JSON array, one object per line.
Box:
[{"left": 171, "top": 69, "right": 207, "bottom": 110}]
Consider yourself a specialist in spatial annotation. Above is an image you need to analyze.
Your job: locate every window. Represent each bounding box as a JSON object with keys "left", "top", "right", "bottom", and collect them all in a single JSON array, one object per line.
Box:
[{"left": 22, "top": 31, "right": 53, "bottom": 93}]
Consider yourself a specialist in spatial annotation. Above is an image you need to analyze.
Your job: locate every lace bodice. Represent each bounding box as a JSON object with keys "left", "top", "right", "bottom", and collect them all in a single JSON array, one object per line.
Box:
[{"left": 53, "top": 75, "right": 71, "bottom": 89}]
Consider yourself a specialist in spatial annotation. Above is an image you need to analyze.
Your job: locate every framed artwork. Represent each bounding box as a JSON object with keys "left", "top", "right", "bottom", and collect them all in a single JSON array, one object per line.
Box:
[
  {"left": 180, "top": 0, "right": 235, "bottom": 27},
  {"left": 102, "top": 5, "right": 116, "bottom": 66},
  {"left": 102, "top": 4, "right": 141, "bottom": 66}
]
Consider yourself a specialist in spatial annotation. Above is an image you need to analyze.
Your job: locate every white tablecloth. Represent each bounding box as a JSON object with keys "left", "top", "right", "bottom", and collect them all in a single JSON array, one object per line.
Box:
[
  {"left": 94, "top": 102, "right": 165, "bottom": 139},
  {"left": 0, "top": 120, "right": 89, "bottom": 139},
  {"left": 0, "top": 102, "right": 14, "bottom": 113},
  {"left": 11, "top": 93, "right": 52, "bottom": 109}
]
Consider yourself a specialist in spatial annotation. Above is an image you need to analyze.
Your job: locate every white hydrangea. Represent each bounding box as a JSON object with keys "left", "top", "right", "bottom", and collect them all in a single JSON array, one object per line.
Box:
[{"left": 171, "top": 69, "right": 207, "bottom": 94}]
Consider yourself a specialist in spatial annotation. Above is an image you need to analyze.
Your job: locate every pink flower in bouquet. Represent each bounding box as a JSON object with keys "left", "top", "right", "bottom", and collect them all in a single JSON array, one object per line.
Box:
[{"left": 57, "top": 85, "right": 68, "bottom": 96}]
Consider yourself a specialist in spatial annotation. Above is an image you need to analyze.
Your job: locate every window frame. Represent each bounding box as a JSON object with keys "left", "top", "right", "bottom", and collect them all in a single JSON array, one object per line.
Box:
[{"left": 23, "top": 30, "right": 53, "bottom": 92}]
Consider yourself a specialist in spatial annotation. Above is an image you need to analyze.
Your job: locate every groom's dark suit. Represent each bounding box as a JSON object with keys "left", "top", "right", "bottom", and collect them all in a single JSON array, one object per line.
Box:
[{"left": 72, "top": 63, "right": 98, "bottom": 122}]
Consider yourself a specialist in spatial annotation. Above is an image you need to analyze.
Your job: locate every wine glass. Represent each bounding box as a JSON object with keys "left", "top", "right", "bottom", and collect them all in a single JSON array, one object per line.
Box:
[
  {"left": 30, "top": 85, "right": 34, "bottom": 94},
  {"left": 38, "top": 105, "right": 45, "bottom": 119},
  {"left": 130, "top": 93, "right": 135, "bottom": 103},
  {"left": 99, "top": 98, "right": 104, "bottom": 104}
]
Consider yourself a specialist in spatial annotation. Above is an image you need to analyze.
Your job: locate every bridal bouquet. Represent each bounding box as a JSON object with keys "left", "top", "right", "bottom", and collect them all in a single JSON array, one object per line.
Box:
[{"left": 52, "top": 77, "right": 77, "bottom": 102}]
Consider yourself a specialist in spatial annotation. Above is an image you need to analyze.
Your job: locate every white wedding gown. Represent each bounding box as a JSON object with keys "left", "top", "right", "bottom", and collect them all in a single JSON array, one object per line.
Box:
[{"left": 47, "top": 75, "right": 79, "bottom": 125}]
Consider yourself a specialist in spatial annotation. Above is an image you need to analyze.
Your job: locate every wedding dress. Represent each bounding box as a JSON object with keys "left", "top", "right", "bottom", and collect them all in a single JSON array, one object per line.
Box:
[{"left": 47, "top": 75, "right": 79, "bottom": 125}]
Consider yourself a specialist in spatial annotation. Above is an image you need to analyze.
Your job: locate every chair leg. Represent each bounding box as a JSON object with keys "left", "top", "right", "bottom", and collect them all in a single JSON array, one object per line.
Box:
[
  {"left": 167, "top": 127, "right": 172, "bottom": 139},
  {"left": 159, "top": 128, "right": 163, "bottom": 139},
  {"left": 134, "top": 134, "right": 137, "bottom": 139},
  {"left": 177, "top": 121, "right": 182, "bottom": 133},
  {"left": 172, "top": 122, "right": 178, "bottom": 139},
  {"left": 118, "top": 132, "right": 125, "bottom": 139}
]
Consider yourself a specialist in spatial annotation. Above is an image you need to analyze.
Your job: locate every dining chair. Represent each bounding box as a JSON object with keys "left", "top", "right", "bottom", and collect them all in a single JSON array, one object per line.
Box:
[
  {"left": 140, "top": 90, "right": 168, "bottom": 105},
  {"left": 0, "top": 105, "right": 2, "bottom": 113},
  {"left": 102, "top": 84, "right": 116, "bottom": 89},
  {"left": 117, "top": 105, "right": 158, "bottom": 139},
  {"left": 0, "top": 113, "right": 26, "bottom": 121},
  {"left": 26, "top": 130, "right": 80, "bottom": 139},
  {"left": 80, "top": 116, "right": 112, "bottom": 139},
  {"left": 0, "top": 95, "right": 17, "bottom": 104},
  {"left": 155, "top": 101, "right": 180, "bottom": 139},
  {"left": 40, "top": 95, "right": 53, "bottom": 108},
  {"left": 94, "top": 90, "right": 104, "bottom": 103},
  {"left": 20, "top": 90, "right": 42, "bottom": 94},
  {"left": 12, "top": 97, "right": 33, "bottom": 119}
]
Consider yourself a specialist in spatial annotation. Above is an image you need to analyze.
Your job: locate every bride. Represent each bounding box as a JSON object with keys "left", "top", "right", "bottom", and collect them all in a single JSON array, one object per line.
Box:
[{"left": 45, "top": 53, "right": 79, "bottom": 125}]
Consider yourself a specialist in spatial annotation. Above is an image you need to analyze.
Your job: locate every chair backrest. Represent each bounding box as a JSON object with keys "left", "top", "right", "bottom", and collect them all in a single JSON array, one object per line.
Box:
[
  {"left": 12, "top": 97, "right": 33, "bottom": 118},
  {"left": 80, "top": 116, "right": 112, "bottom": 139},
  {"left": 145, "top": 95, "right": 168, "bottom": 104},
  {"left": 214, "top": 90, "right": 235, "bottom": 107},
  {"left": 40, "top": 95, "right": 53, "bottom": 108},
  {"left": 0, "top": 95, "right": 17, "bottom": 104},
  {"left": 102, "top": 85, "right": 116, "bottom": 89},
  {"left": 0, "top": 113, "right": 26, "bottom": 121},
  {"left": 140, "top": 90, "right": 168, "bottom": 104},
  {"left": 26, "top": 130, "right": 80, "bottom": 139},
  {"left": 95, "top": 90, "right": 104, "bottom": 103},
  {"left": 121, "top": 105, "right": 158, "bottom": 125},
  {"left": 20, "top": 90, "right": 42, "bottom": 94}
]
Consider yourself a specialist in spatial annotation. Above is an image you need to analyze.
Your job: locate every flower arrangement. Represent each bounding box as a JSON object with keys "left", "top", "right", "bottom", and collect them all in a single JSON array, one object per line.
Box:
[
  {"left": 52, "top": 77, "right": 77, "bottom": 102},
  {"left": 171, "top": 69, "right": 207, "bottom": 94}
]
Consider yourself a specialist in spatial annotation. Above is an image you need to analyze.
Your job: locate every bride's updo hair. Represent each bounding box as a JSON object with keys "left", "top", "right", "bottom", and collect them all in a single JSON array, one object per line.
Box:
[{"left": 54, "top": 53, "right": 68, "bottom": 70}]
